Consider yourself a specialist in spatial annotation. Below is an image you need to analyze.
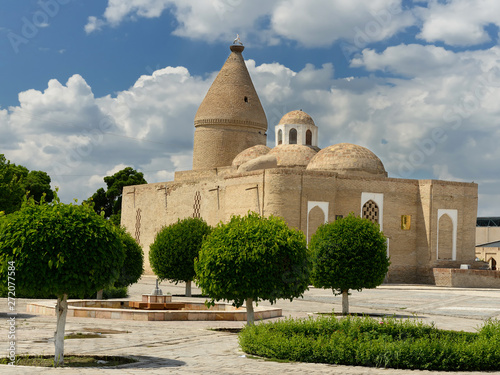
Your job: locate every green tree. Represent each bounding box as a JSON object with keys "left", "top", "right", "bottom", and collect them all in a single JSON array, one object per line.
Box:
[
  {"left": 0, "top": 155, "right": 54, "bottom": 214},
  {"left": 24, "top": 170, "right": 55, "bottom": 203},
  {"left": 149, "top": 217, "right": 211, "bottom": 296},
  {"left": 0, "top": 195, "right": 125, "bottom": 366},
  {"left": 309, "top": 213, "right": 390, "bottom": 315},
  {"left": 114, "top": 227, "right": 144, "bottom": 288},
  {"left": 195, "top": 212, "right": 310, "bottom": 325},
  {"left": 89, "top": 167, "right": 147, "bottom": 225}
]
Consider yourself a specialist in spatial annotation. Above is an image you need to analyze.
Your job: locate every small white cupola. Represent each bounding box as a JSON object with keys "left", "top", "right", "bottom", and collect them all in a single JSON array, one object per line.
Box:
[{"left": 275, "top": 110, "right": 318, "bottom": 147}]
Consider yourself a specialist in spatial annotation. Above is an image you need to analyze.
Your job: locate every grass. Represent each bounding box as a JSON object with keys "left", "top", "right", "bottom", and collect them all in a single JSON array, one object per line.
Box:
[
  {"left": 239, "top": 315, "right": 500, "bottom": 371},
  {"left": 0, "top": 355, "right": 137, "bottom": 367}
]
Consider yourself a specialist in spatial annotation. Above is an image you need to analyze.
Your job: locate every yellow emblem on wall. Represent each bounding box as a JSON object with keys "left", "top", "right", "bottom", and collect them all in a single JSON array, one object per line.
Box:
[{"left": 401, "top": 215, "right": 411, "bottom": 230}]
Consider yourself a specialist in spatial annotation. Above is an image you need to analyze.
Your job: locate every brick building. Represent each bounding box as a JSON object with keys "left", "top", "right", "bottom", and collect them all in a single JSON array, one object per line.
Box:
[{"left": 121, "top": 43, "right": 479, "bottom": 283}]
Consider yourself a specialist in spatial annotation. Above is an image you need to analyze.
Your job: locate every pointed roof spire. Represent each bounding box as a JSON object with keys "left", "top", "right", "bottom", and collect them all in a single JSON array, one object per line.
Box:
[{"left": 194, "top": 44, "right": 267, "bottom": 131}]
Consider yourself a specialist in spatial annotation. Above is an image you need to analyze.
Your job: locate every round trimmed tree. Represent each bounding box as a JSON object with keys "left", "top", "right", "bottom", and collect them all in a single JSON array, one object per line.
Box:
[
  {"left": 309, "top": 213, "right": 390, "bottom": 315},
  {"left": 0, "top": 197, "right": 125, "bottom": 366},
  {"left": 194, "top": 212, "right": 310, "bottom": 325},
  {"left": 149, "top": 217, "right": 211, "bottom": 296},
  {"left": 114, "top": 227, "right": 144, "bottom": 289}
]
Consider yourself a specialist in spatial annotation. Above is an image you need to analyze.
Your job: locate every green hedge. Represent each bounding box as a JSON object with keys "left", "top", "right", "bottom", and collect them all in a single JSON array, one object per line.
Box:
[{"left": 239, "top": 315, "right": 500, "bottom": 371}]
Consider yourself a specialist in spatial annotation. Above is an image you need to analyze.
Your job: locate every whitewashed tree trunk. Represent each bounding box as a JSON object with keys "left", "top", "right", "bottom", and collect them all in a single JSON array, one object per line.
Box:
[
  {"left": 96, "top": 289, "right": 103, "bottom": 299},
  {"left": 342, "top": 290, "right": 349, "bottom": 315},
  {"left": 185, "top": 280, "right": 191, "bottom": 297},
  {"left": 54, "top": 294, "right": 68, "bottom": 367},
  {"left": 246, "top": 298, "right": 254, "bottom": 325}
]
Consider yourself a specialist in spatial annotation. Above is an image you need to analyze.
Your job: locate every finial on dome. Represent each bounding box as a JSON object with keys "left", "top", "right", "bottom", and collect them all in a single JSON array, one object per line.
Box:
[{"left": 230, "top": 34, "right": 245, "bottom": 52}]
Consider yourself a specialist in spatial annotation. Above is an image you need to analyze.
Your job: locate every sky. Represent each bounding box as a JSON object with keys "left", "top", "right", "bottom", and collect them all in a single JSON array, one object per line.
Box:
[{"left": 0, "top": 0, "right": 499, "bottom": 216}]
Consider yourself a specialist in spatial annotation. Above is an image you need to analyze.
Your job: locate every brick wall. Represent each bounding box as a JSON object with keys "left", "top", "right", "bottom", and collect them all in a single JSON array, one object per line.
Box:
[{"left": 433, "top": 268, "right": 500, "bottom": 288}]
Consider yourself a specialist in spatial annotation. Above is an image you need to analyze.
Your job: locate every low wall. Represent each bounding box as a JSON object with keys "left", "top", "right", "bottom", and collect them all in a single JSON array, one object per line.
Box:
[{"left": 433, "top": 268, "right": 500, "bottom": 288}]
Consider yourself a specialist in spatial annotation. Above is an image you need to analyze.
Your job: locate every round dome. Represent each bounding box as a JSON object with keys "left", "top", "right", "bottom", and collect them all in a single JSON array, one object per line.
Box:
[
  {"left": 268, "top": 144, "right": 318, "bottom": 168},
  {"left": 306, "top": 143, "right": 387, "bottom": 177},
  {"left": 232, "top": 145, "right": 271, "bottom": 167},
  {"left": 278, "top": 110, "right": 316, "bottom": 127}
]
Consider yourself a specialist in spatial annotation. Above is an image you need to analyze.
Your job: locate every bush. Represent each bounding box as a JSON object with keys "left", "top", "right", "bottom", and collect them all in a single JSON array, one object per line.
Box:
[
  {"left": 150, "top": 217, "right": 211, "bottom": 296},
  {"left": 114, "top": 227, "right": 144, "bottom": 288},
  {"left": 195, "top": 212, "right": 310, "bottom": 324},
  {"left": 239, "top": 315, "right": 500, "bottom": 371},
  {"left": 309, "top": 214, "right": 390, "bottom": 314}
]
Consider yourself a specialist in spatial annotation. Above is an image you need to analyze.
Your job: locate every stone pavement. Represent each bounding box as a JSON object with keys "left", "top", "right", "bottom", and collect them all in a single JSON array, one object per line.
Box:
[{"left": 2, "top": 276, "right": 500, "bottom": 374}]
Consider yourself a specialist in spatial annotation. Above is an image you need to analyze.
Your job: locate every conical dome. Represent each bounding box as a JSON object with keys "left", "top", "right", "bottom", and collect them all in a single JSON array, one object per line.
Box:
[
  {"left": 194, "top": 45, "right": 267, "bottom": 130},
  {"left": 193, "top": 45, "right": 268, "bottom": 170}
]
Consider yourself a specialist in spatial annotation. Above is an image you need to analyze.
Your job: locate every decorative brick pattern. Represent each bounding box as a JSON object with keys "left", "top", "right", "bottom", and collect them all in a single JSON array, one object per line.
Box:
[
  {"left": 193, "top": 191, "right": 201, "bottom": 218},
  {"left": 135, "top": 208, "right": 142, "bottom": 244},
  {"left": 362, "top": 200, "right": 379, "bottom": 224}
]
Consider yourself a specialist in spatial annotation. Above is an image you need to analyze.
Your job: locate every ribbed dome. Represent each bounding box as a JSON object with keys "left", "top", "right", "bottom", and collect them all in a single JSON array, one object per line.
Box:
[
  {"left": 279, "top": 110, "right": 315, "bottom": 127},
  {"left": 268, "top": 144, "right": 318, "bottom": 167},
  {"left": 194, "top": 45, "right": 267, "bottom": 130},
  {"left": 307, "top": 143, "right": 387, "bottom": 177},
  {"left": 232, "top": 145, "right": 271, "bottom": 167}
]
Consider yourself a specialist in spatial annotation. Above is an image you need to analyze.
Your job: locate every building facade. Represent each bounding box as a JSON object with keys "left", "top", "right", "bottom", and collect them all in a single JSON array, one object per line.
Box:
[{"left": 121, "top": 44, "right": 479, "bottom": 284}]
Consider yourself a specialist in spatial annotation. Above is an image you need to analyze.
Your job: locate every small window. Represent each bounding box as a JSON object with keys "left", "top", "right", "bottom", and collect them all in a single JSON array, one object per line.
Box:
[
  {"left": 335, "top": 215, "right": 343, "bottom": 221},
  {"left": 244, "top": 96, "right": 248, "bottom": 103},
  {"left": 278, "top": 129, "right": 283, "bottom": 145},
  {"left": 306, "top": 130, "right": 312, "bottom": 145},
  {"left": 289, "top": 128, "right": 297, "bottom": 144},
  {"left": 401, "top": 215, "right": 411, "bottom": 230}
]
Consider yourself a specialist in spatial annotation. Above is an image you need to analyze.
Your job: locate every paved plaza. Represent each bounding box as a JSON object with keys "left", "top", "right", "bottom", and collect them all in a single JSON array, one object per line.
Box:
[{"left": 2, "top": 275, "right": 500, "bottom": 374}]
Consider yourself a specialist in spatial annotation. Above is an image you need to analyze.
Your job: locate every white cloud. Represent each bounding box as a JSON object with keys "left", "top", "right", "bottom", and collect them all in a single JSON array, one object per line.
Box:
[
  {"left": 416, "top": 0, "right": 500, "bottom": 46},
  {"left": 84, "top": 16, "right": 105, "bottom": 34},
  {"left": 351, "top": 44, "right": 459, "bottom": 77},
  {"left": 271, "top": 0, "right": 415, "bottom": 47},
  {"left": 84, "top": 0, "right": 415, "bottom": 47}
]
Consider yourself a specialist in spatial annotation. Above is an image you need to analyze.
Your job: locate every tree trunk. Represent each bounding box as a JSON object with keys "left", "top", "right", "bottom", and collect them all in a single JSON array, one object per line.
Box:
[
  {"left": 185, "top": 280, "right": 192, "bottom": 297},
  {"left": 54, "top": 294, "right": 68, "bottom": 367},
  {"left": 96, "top": 289, "right": 103, "bottom": 299},
  {"left": 341, "top": 290, "right": 349, "bottom": 315},
  {"left": 246, "top": 298, "right": 254, "bottom": 325}
]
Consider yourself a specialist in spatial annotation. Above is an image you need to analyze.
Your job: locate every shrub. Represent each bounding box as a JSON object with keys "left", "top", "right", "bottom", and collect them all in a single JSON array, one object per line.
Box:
[
  {"left": 150, "top": 217, "right": 211, "bottom": 296},
  {"left": 239, "top": 315, "right": 500, "bottom": 371},
  {"left": 309, "top": 214, "right": 390, "bottom": 314},
  {"left": 195, "top": 212, "right": 310, "bottom": 324}
]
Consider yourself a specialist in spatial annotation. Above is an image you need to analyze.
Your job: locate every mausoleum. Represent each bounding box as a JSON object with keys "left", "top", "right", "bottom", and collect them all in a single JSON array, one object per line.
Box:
[{"left": 121, "top": 43, "right": 479, "bottom": 284}]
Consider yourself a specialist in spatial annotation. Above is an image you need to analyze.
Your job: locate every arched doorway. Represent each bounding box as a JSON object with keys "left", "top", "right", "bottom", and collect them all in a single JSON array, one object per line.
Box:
[
  {"left": 305, "top": 129, "right": 312, "bottom": 145},
  {"left": 308, "top": 205, "right": 325, "bottom": 243},
  {"left": 289, "top": 128, "right": 297, "bottom": 144}
]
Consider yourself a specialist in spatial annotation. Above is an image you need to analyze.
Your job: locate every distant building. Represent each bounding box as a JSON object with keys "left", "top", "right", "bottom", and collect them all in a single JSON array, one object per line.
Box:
[
  {"left": 121, "top": 44, "right": 479, "bottom": 284},
  {"left": 476, "top": 217, "right": 500, "bottom": 270}
]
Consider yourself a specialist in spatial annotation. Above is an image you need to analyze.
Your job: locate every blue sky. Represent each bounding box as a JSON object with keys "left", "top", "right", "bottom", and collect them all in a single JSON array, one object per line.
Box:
[{"left": 1, "top": 0, "right": 500, "bottom": 216}]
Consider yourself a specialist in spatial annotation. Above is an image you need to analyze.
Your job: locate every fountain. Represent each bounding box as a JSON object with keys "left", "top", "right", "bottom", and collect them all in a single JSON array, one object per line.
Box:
[{"left": 27, "top": 294, "right": 281, "bottom": 321}]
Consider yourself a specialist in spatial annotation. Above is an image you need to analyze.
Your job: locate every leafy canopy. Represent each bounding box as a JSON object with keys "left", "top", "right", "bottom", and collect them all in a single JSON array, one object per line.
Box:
[
  {"left": 309, "top": 213, "right": 390, "bottom": 294},
  {"left": 149, "top": 217, "right": 211, "bottom": 283},
  {"left": 195, "top": 212, "right": 310, "bottom": 307},
  {"left": 0, "top": 154, "right": 54, "bottom": 214},
  {"left": 114, "top": 227, "right": 144, "bottom": 288},
  {"left": 0, "top": 195, "right": 125, "bottom": 298},
  {"left": 88, "top": 167, "right": 147, "bottom": 225}
]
